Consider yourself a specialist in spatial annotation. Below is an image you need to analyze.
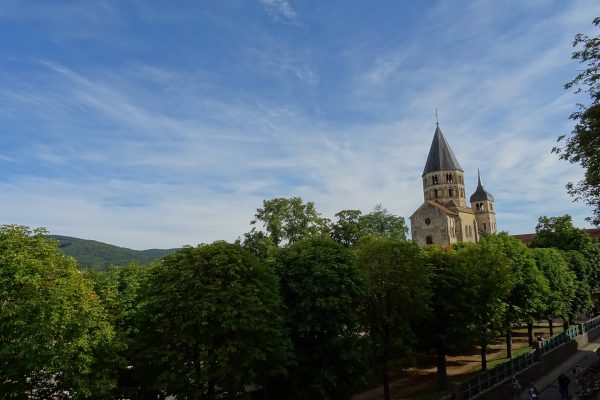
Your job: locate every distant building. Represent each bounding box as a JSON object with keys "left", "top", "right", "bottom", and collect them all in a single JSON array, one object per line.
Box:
[{"left": 410, "top": 123, "right": 496, "bottom": 246}]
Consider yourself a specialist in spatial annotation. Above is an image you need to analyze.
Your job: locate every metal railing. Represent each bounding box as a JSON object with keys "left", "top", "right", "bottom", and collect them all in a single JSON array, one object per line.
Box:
[
  {"left": 455, "top": 351, "right": 536, "bottom": 399},
  {"left": 583, "top": 315, "right": 600, "bottom": 332},
  {"left": 438, "top": 315, "right": 600, "bottom": 399},
  {"left": 538, "top": 325, "right": 581, "bottom": 353}
]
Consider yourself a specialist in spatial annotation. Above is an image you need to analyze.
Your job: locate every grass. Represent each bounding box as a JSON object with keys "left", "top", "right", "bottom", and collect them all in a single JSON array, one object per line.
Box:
[{"left": 487, "top": 344, "right": 533, "bottom": 369}]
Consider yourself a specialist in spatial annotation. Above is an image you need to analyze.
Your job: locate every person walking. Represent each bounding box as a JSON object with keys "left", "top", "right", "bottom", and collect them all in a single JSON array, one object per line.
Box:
[
  {"left": 528, "top": 382, "right": 538, "bottom": 399},
  {"left": 573, "top": 362, "right": 582, "bottom": 384},
  {"left": 558, "top": 373, "right": 571, "bottom": 398},
  {"left": 510, "top": 376, "right": 521, "bottom": 399}
]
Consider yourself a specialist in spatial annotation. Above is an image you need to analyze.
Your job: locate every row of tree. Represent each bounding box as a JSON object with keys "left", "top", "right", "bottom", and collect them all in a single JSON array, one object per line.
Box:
[{"left": 1, "top": 198, "right": 599, "bottom": 400}]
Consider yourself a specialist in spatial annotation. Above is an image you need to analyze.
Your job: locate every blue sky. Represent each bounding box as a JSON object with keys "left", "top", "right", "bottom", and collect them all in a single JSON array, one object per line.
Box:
[{"left": 0, "top": 0, "right": 598, "bottom": 249}]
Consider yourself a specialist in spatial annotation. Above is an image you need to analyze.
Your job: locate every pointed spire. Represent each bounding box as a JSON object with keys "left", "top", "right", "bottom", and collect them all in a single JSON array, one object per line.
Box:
[
  {"left": 470, "top": 170, "right": 494, "bottom": 202},
  {"left": 422, "top": 124, "right": 463, "bottom": 176}
]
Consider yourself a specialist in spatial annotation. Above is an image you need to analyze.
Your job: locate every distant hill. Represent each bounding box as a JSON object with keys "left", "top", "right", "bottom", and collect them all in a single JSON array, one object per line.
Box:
[{"left": 49, "top": 235, "right": 178, "bottom": 271}]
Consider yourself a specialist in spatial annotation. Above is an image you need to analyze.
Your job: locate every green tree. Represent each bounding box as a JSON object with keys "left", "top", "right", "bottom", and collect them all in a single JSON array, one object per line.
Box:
[
  {"left": 358, "top": 204, "right": 408, "bottom": 240},
  {"left": 247, "top": 197, "right": 329, "bottom": 247},
  {"left": 355, "top": 237, "right": 430, "bottom": 400},
  {"left": 0, "top": 225, "right": 115, "bottom": 398},
  {"left": 420, "top": 247, "right": 479, "bottom": 388},
  {"left": 531, "top": 215, "right": 598, "bottom": 251},
  {"left": 531, "top": 215, "right": 600, "bottom": 304},
  {"left": 85, "top": 263, "right": 149, "bottom": 398},
  {"left": 457, "top": 242, "right": 514, "bottom": 370},
  {"left": 132, "top": 242, "right": 291, "bottom": 399},
  {"left": 480, "top": 233, "right": 549, "bottom": 355},
  {"left": 555, "top": 17, "right": 600, "bottom": 225},
  {"left": 562, "top": 250, "right": 594, "bottom": 318},
  {"left": 330, "top": 209, "right": 362, "bottom": 247},
  {"left": 274, "top": 238, "right": 365, "bottom": 400},
  {"left": 238, "top": 229, "right": 277, "bottom": 259},
  {"left": 329, "top": 205, "right": 408, "bottom": 248},
  {"left": 529, "top": 248, "right": 577, "bottom": 336}
]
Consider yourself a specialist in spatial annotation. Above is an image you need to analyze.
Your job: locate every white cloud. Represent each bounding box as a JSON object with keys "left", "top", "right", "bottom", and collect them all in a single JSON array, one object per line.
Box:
[
  {"left": 261, "top": 0, "right": 298, "bottom": 23},
  {"left": 1, "top": 0, "right": 598, "bottom": 249}
]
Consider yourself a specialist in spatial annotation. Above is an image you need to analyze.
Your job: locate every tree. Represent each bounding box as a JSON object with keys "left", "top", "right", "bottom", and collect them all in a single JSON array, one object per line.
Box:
[
  {"left": 246, "top": 197, "right": 329, "bottom": 247},
  {"left": 274, "top": 238, "right": 365, "bottom": 400},
  {"left": 480, "top": 233, "right": 549, "bottom": 354},
  {"left": 562, "top": 250, "right": 594, "bottom": 318},
  {"left": 554, "top": 17, "right": 600, "bottom": 225},
  {"left": 132, "top": 242, "right": 291, "bottom": 399},
  {"left": 456, "top": 242, "right": 514, "bottom": 371},
  {"left": 330, "top": 209, "right": 362, "bottom": 247},
  {"left": 358, "top": 204, "right": 408, "bottom": 240},
  {"left": 329, "top": 205, "right": 409, "bottom": 248},
  {"left": 419, "top": 247, "right": 479, "bottom": 388},
  {"left": 531, "top": 215, "right": 600, "bottom": 291},
  {"left": 529, "top": 248, "right": 577, "bottom": 336},
  {"left": 355, "top": 237, "right": 430, "bottom": 400},
  {"left": 0, "top": 225, "right": 116, "bottom": 398},
  {"left": 85, "top": 263, "right": 149, "bottom": 398}
]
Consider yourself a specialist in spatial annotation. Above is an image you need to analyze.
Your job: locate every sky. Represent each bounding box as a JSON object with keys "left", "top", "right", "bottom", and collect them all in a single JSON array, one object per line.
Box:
[{"left": 0, "top": 0, "right": 599, "bottom": 249}]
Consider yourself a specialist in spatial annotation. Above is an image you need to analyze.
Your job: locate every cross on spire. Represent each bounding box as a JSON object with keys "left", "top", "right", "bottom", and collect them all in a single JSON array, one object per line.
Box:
[{"left": 435, "top": 108, "right": 439, "bottom": 125}]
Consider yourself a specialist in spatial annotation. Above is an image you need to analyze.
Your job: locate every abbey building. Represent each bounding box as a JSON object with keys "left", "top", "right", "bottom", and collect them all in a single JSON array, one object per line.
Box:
[{"left": 410, "top": 123, "right": 496, "bottom": 246}]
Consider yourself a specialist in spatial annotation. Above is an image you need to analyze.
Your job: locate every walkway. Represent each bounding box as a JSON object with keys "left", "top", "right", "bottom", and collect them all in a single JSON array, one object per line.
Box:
[{"left": 520, "top": 336, "right": 600, "bottom": 400}]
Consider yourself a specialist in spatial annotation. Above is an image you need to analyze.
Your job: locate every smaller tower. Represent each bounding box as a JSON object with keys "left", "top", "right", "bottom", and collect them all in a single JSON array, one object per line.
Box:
[{"left": 470, "top": 170, "right": 496, "bottom": 235}]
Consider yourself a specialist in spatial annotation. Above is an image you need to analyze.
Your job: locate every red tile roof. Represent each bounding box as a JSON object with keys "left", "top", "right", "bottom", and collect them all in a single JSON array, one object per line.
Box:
[{"left": 512, "top": 229, "right": 600, "bottom": 245}]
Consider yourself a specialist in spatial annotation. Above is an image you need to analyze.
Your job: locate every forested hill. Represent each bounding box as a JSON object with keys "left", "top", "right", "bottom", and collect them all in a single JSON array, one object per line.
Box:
[{"left": 49, "top": 235, "right": 177, "bottom": 271}]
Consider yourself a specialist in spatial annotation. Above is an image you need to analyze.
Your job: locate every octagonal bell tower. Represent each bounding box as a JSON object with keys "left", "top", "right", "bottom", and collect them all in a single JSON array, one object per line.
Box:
[
  {"left": 421, "top": 123, "right": 467, "bottom": 207},
  {"left": 470, "top": 170, "right": 496, "bottom": 235}
]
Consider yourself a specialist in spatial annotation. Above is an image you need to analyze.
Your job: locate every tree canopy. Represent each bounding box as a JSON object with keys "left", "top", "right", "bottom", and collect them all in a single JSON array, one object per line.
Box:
[
  {"left": 274, "top": 238, "right": 365, "bottom": 400},
  {"left": 0, "top": 225, "right": 116, "bottom": 399},
  {"left": 555, "top": 17, "right": 600, "bottom": 225},
  {"left": 356, "top": 237, "right": 430, "bottom": 399},
  {"left": 131, "top": 241, "right": 291, "bottom": 399},
  {"left": 247, "top": 197, "right": 329, "bottom": 247},
  {"left": 330, "top": 205, "right": 409, "bottom": 247},
  {"left": 529, "top": 248, "right": 577, "bottom": 334}
]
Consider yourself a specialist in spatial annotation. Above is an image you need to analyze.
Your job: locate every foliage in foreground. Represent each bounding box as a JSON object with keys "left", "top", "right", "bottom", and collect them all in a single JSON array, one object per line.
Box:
[
  {"left": 3, "top": 207, "right": 599, "bottom": 399},
  {"left": 556, "top": 17, "right": 600, "bottom": 226},
  {"left": 131, "top": 242, "right": 292, "bottom": 399},
  {"left": 0, "top": 226, "right": 116, "bottom": 399}
]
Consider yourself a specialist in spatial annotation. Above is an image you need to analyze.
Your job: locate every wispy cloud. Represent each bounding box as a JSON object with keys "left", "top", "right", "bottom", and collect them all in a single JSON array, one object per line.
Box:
[
  {"left": 0, "top": 0, "right": 597, "bottom": 248},
  {"left": 261, "top": 0, "right": 298, "bottom": 23}
]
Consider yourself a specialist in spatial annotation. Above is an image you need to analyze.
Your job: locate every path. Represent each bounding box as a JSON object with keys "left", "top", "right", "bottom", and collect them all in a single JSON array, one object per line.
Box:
[{"left": 519, "top": 336, "right": 600, "bottom": 400}]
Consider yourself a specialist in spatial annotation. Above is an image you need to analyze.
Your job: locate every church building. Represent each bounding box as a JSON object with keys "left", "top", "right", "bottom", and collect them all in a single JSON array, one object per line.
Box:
[{"left": 410, "top": 123, "right": 496, "bottom": 246}]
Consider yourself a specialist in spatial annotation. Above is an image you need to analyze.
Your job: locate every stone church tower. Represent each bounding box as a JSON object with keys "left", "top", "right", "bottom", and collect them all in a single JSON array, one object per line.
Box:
[
  {"left": 470, "top": 170, "right": 497, "bottom": 235},
  {"left": 410, "top": 123, "right": 496, "bottom": 246}
]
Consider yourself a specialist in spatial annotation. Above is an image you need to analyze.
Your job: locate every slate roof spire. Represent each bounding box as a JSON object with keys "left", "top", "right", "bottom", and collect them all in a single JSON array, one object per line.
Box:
[
  {"left": 422, "top": 124, "right": 463, "bottom": 176},
  {"left": 470, "top": 169, "right": 495, "bottom": 202}
]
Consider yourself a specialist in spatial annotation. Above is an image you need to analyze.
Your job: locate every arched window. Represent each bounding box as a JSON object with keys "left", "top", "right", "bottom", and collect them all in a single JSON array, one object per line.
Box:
[
  {"left": 432, "top": 175, "right": 438, "bottom": 185},
  {"left": 426, "top": 235, "right": 433, "bottom": 245},
  {"left": 435, "top": 189, "right": 438, "bottom": 198},
  {"left": 483, "top": 222, "right": 487, "bottom": 231},
  {"left": 449, "top": 188, "right": 453, "bottom": 197},
  {"left": 490, "top": 203, "right": 493, "bottom": 210}
]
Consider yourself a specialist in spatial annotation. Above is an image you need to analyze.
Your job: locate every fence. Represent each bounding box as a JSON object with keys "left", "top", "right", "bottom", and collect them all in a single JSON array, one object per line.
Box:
[
  {"left": 583, "top": 315, "right": 600, "bottom": 332},
  {"left": 454, "top": 351, "right": 537, "bottom": 399},
  {"left": 441, "top": 314, "right": 600, "bottom": 400},
  {"left": 538, "top": 325, "right": 581, "bottom": 353}
]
